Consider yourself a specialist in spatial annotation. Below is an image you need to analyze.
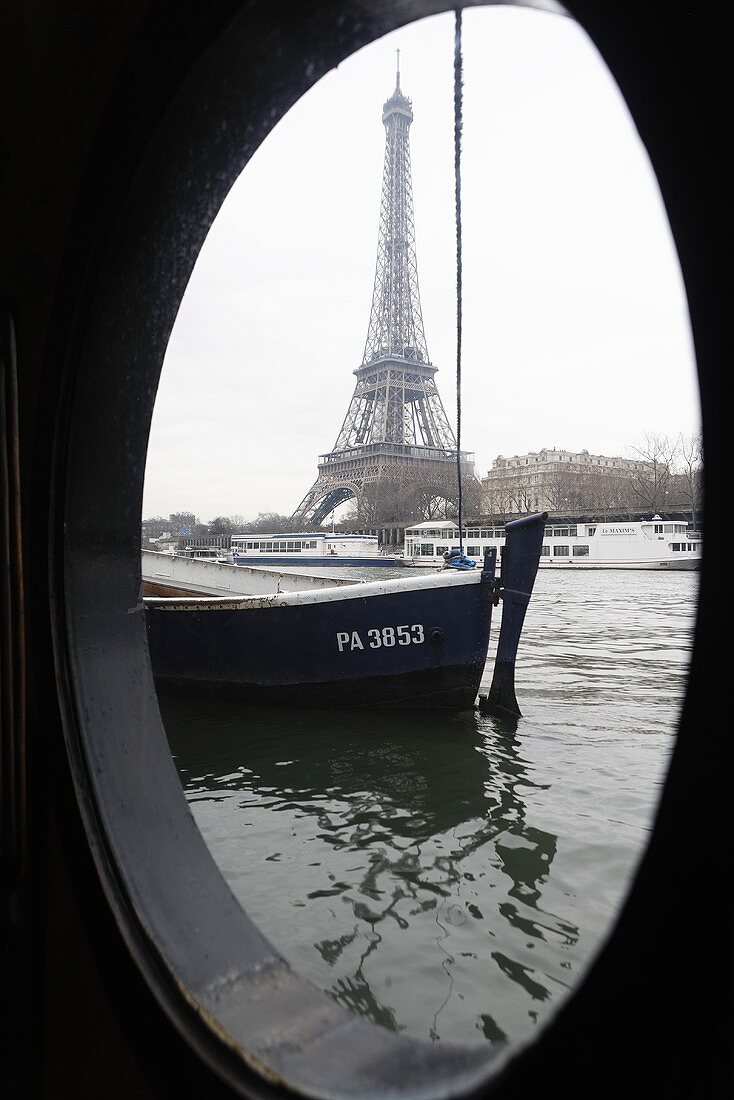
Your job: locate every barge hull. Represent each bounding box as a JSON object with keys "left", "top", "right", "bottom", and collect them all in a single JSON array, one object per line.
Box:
[{"left": 145, "top": 571, "right": 494, "bottom": 711}]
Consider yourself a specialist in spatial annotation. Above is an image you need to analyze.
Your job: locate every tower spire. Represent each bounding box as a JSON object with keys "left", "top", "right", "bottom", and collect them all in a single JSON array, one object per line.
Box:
[{"left": 361, "top": 61, "right": 429, "bottom": 366}]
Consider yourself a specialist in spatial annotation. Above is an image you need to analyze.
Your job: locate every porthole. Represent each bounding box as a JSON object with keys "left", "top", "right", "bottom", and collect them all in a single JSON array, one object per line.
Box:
[{"left": 145, "top": 2, "right": 700, "bottom": 1064}]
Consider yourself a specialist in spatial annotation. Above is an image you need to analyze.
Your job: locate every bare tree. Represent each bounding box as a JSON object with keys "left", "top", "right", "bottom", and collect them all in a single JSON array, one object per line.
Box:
[
  {"left": 208, "top": 516, "right": 233, "bottom": 535},
  {"left": 676, "top": 430, "right": 704, "bottom": 529},
  {"left": 237, "top": 513, "right": 294, "bottom": 534},
  {"left": 416, "top": 491, "right": 453, "bottom": 519},
  {"left": 628, "top": 433, "right": 679, "bottom": 513},
  {"left": 509, "top": 481, "right": 536, "bottom": 514},
  {"left": 447, "top": 478, "right": 482, "bottom": 521},
  {"left": 544, "top": 466, "right": 582, "bottom": 513},
  {"left": 344, "top": 472, "right": 480, "bottom": 528},
  {"left": 579, "top": 467, "right": 635, "bottom": 518},
  {"left": 482, "top": 482, "right": 514, "bottom": 523}
]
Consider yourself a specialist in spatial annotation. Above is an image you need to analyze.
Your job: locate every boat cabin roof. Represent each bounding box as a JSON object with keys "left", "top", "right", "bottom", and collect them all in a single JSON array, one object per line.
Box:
[
  {"left": 405, "top": 520, "right": 458, "bottom": 532},
  {"left": 230, "top": 532, "right": 378, "bottom": 542}
]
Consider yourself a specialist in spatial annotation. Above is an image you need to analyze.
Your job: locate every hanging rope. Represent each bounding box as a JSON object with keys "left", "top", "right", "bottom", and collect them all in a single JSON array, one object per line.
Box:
[{"left": 453, "top": 7, "right": 464, "bottom": 554}]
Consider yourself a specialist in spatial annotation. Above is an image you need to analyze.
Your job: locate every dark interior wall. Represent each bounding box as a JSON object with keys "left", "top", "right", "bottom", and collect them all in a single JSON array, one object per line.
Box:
[{"left": 1, "top": 2, "right": 730, "bottom": 1097}]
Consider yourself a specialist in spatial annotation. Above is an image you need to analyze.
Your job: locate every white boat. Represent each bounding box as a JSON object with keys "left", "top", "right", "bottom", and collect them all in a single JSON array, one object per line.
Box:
[
  {"left": 230, "top": 531, "right": 401, "bottom": 568},
  {"left": 402, "top": 515, "right": 701, "bottom": 570},
  {"left": 176, "top": 546, "right": 233, "bottom": 563}
]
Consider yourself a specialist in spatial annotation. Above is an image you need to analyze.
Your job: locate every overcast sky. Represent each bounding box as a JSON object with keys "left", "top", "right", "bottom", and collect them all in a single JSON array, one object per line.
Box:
[{"left": 142, "top": 5, "right": 700, "bottom": 524}]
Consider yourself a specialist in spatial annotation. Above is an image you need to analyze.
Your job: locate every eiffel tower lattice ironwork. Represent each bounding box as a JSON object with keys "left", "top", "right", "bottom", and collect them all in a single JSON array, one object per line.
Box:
[{"left": 291, "top": 59, "right": 476, "bottom": 527}]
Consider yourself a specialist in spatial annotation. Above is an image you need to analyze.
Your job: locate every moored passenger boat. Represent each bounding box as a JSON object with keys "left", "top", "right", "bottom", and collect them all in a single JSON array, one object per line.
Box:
[
  {"left": 402, "top": 515, "right": 701, "bottom": 570},
  {"left": 230, "top": 531, "right": 401, "bottom": 567}
]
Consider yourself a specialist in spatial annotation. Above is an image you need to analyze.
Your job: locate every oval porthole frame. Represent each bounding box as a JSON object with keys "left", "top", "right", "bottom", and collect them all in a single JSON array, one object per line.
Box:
[{"left": 48, "top": 1, "right": 721, "bottom": 1098}]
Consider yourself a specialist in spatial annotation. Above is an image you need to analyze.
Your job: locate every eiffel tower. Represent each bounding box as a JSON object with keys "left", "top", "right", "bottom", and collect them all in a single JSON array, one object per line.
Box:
[{"left": 291, "top": 57, "right": 476, "bottom": 526}]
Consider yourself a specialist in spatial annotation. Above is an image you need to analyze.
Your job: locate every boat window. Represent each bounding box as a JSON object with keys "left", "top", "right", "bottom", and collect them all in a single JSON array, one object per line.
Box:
[
  {"left": 554, "top": 545, "right": 570, "bottom": 556},
  {"left": 573, "top": 546, "right": 590, "bottom": 556},
  {"left": 541, "top": 545, "right": 550, "bottom": 556},
  {"left": 467, "top": 545, "right": 480, "bottom": 556},
  {"left": 588, "top": 527, "right": 596, "bottom": 536}
]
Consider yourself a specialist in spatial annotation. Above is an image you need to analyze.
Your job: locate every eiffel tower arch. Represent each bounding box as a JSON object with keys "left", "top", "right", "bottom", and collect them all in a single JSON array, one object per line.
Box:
[{"left": 291, "top": 59, "right": 477, "bottom": 527}]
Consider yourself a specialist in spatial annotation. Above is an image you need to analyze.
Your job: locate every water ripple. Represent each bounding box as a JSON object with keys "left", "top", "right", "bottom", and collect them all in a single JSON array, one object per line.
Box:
[{"left": 162, "top": 569, "right": 698, "bottom": 1050}]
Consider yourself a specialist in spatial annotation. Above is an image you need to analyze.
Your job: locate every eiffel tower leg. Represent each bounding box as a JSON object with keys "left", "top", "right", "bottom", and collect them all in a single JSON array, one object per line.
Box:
[{"left": 290, "top": 475, "right": 364, "bottom": 527}]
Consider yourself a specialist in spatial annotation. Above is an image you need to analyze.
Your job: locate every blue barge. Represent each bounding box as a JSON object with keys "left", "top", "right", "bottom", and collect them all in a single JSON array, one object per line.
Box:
[{"left": 146, "top": 565, "right": 496, "bottom": 709}]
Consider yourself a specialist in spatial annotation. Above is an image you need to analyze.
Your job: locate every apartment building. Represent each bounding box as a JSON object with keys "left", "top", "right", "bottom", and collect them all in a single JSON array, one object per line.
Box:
[{"left": 481, "top": 448, "right": 648, "bottom": 516}]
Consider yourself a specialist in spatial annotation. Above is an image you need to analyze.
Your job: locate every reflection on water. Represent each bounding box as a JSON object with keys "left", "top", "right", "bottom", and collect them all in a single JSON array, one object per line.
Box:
[{"left": 161, "top": 570, "right": 697, "bottom": 1049}]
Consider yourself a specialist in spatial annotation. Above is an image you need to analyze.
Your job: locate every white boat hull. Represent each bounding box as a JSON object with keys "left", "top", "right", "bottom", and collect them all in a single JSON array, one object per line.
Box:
[{"left": 402, "top": 557, "right": 699, "bottom": 571}]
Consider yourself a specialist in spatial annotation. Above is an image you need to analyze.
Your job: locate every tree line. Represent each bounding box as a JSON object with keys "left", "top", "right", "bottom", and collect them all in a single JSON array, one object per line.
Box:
[{"left": 141, "top": 511, "right": 298, "bottom": 544}]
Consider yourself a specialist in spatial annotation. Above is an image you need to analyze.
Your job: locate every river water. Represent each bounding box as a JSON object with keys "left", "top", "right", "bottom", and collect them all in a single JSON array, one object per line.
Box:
[{"left": 159, "top": 568, "right": 698, "bottom": 1052}]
